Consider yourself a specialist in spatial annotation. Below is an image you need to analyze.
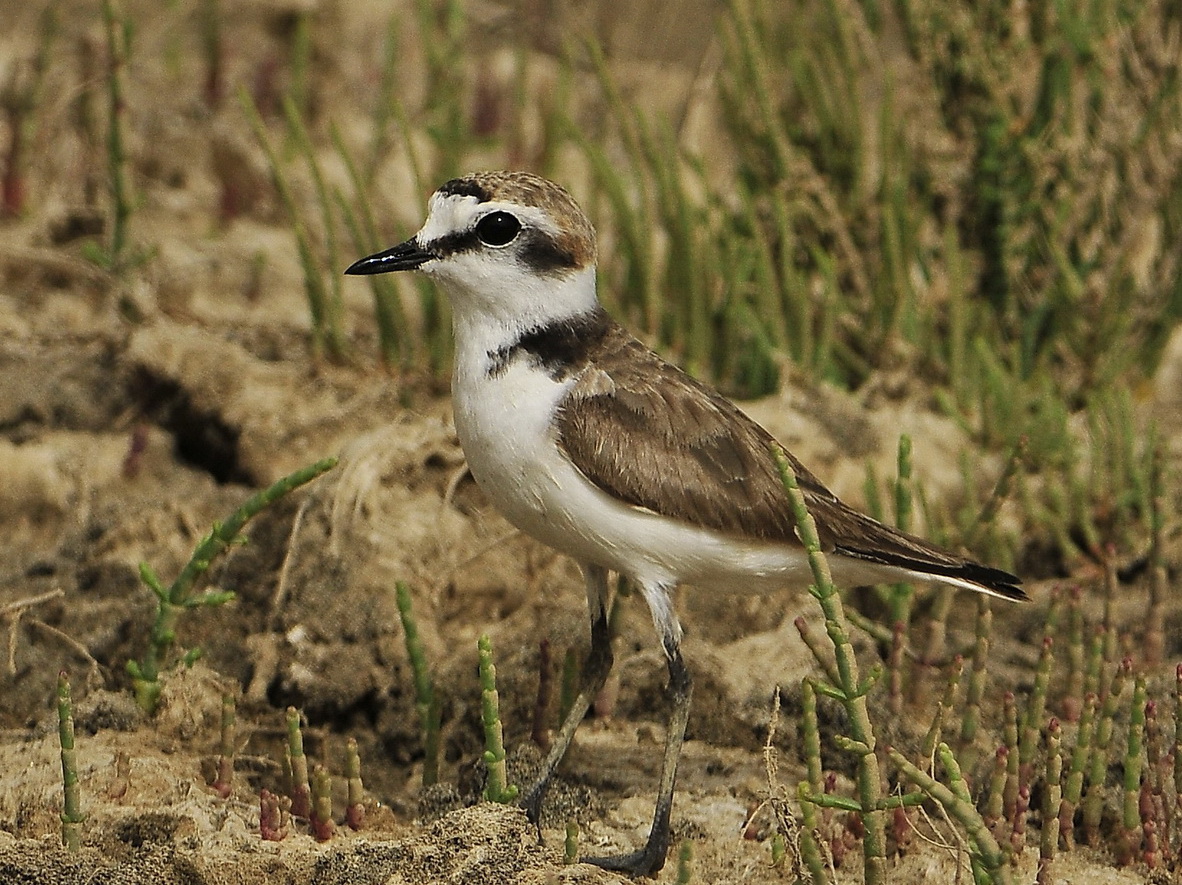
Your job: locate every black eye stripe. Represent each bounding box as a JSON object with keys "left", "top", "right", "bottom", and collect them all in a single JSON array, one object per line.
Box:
[
  {"left": 429, "top": 229, "right": 482, "bottom": 258},
  {"left": 519, "top": 234, "right": 578, "bottom": 272},
  {"left": 426, "top": 222, "right": 579, "bottom": 274}
]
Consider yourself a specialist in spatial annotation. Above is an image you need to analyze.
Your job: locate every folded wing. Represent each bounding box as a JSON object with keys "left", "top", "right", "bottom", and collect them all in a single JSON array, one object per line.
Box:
[{"left": 555, "top": 323, "right": 1025, "bottom": 602}]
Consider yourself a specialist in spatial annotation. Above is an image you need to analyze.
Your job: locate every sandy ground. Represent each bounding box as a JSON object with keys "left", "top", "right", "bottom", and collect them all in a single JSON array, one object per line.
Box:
[{"left": 2, "top": 1, "right": 1181, "bottom": 882}]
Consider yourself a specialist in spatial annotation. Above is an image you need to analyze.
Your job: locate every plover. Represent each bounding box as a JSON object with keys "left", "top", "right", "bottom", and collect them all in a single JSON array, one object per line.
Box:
[{"left": 346, "top": 171, "right": 1024, "bottom": 875}]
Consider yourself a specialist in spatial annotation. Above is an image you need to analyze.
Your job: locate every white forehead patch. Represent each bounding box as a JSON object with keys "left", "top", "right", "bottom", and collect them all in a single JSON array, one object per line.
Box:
[{"left": 418, "top": 193, "right": 480, "bottom": 244}]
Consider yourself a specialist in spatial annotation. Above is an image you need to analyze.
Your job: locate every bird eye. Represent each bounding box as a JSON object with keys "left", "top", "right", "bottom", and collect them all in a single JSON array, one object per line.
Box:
[{"left": 475, "top": 211, "right": 521, "bottom": 247}]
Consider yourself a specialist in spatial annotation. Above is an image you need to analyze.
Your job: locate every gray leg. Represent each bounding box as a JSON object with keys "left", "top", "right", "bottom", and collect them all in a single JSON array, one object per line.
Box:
[
  {"left": 585, "top": 581, "right": 691, "bottom": 876},
  {"left": 519, "top": 563, "right": 613, "bottom": 823}
]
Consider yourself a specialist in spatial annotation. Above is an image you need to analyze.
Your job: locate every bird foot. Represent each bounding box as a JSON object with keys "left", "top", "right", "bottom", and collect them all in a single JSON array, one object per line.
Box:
[{"left": 583, "top": 835, "right": 669, "bottom": 877}]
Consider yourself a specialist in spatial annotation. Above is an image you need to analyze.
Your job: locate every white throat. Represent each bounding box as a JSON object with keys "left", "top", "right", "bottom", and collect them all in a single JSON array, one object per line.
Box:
[{"left": 434, "top": 263, "right": 599, "bottom": 371}]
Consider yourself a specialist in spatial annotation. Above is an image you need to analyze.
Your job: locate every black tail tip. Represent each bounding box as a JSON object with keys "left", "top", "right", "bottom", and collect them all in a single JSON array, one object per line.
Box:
[{"left": 963, "top": 562, "right": 1027, "bottom": 602}]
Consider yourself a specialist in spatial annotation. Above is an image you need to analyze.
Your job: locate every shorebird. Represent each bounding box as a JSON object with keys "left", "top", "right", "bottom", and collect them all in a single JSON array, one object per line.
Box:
[{"left": 346, "top": 170, "right": 1024, "bottom": 875}]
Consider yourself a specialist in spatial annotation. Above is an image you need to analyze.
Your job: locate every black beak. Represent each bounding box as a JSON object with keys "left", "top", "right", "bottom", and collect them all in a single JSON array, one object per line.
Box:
[{"left": 344, "top": 238, "right": 434, "bottom": 275}]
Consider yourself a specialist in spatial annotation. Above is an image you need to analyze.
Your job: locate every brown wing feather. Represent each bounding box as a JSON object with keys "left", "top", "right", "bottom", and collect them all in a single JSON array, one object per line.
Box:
[
  {"left": 556, "top": 326, "right": 824, "bottom": 544},
  {"left": 555, "top": 321, "right": 1026, "bottom": 600}
]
